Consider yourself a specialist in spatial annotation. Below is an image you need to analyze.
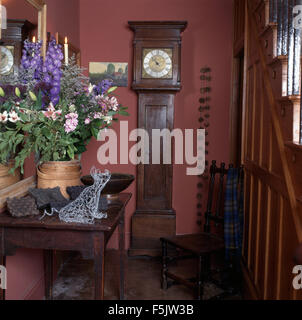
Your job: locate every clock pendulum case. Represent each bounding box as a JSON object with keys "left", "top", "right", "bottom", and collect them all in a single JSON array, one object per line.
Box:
[
  {"left": 128, "top": 21, "right": 187, "bottom": 257},
  {"left": 0, "top": 20, "right": 35, "bottom": 77}
]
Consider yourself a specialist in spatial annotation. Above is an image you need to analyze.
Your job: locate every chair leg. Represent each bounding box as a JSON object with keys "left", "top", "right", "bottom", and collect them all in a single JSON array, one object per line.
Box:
[
  {"left": 161, "top": 240, "right": 168, "bottom": 290},
  {"left": 197, "top": 256, "right": 205, "bottom": 300}
]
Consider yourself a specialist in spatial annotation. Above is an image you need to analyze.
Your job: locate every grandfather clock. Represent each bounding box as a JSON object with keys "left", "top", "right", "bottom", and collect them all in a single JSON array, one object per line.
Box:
[{"left": 129, "top": 21, "right": 187, "bottom": 256}]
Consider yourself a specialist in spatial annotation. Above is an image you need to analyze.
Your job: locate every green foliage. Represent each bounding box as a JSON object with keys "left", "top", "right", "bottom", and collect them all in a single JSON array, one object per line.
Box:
[{"left": 0, "top": 58, "right": 130, "bottom": 174}]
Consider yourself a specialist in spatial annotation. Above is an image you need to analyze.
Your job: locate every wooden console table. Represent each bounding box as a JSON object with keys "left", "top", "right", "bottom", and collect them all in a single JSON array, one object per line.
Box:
[{"left": 0, "top": 193, "right": 131, "bottom": 300}]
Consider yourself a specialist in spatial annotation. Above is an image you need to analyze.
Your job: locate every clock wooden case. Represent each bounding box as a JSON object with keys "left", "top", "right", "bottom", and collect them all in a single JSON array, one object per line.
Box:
[
  {"left": 129, "top": 21, "right": 187, "bottom": 256},
  {"left": 0, "top": 20, "right": 35, "bottom": 77}
]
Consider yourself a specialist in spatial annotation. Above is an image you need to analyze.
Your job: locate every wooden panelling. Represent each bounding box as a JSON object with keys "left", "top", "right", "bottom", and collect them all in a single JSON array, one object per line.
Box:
[
  {"left": 278, "top": 199, "right": 298, "bottom": 300},
  {"left": 239, "top": 0, "right": 302, "bottom": 300},
  {"left": 255, "top": 182, "right": 268, "bottom": 297}
]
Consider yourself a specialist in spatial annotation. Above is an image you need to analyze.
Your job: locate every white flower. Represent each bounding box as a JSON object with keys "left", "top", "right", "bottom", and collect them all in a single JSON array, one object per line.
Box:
[
  {"left": 0, "top": 111, "right": 8, "bottom": 123},
  {"left": 103, "top": 116, "right": 113, "bottom": 124},
  {"left": 88, "top": 83, "right": 95, "bottom": 94},
  {"left": 8, "top": 110, "right": 20, "bottom": 123},
  {"left": 69, "top": 104, "right": 76, "bottom": 113}
]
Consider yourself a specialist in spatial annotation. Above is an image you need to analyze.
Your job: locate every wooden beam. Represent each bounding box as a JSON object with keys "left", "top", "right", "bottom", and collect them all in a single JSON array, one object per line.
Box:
[{"left": 26, "top": 0, "right": 45, "bottom": 10}]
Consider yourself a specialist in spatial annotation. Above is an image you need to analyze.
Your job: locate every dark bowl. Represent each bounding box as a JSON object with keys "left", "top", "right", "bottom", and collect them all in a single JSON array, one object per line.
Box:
[{"left": 81, "top": 173, "right": 135, "bottom": 195}]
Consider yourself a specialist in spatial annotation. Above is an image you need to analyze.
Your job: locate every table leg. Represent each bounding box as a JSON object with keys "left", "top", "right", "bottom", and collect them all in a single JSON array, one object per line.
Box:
[
  {"left": 0, "top": 256, "right": 6, "bottom": 301},
  {"left": 44, "top": 250, "right": 54, "bottom": 300},
  {"left": 118, "top": 210, "right": 125, "bottom": 300},
  {"left": 94, "top": 233, "right": 105, "bottom": 300}
]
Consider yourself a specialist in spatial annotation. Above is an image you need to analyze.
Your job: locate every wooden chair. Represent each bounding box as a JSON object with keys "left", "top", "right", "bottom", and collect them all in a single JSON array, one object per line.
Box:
[{"left": 161, "top": 160, "right": 243, "bottom": 300}]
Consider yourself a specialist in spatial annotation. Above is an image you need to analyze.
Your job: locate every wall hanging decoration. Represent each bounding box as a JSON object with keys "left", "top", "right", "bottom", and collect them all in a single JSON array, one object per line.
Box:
[
  {"left": 197, "top": 67, "right": 212, "bottom": 227},
  {"left": 0, "top": 38, "right": 129, "bottom": 192},
  {"left": 42, "top": 168, "right": 111, "bottom": 225},
  {"left": 89, "top": 62, "right": 128, "bottom": 87}
]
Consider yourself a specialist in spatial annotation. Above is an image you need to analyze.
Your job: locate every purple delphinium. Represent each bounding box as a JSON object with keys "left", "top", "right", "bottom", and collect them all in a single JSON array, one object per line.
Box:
[
  {"left": 42, "top": 38, "right": 64, "bottom": 105},
  {"left": 93, "top": 79, "right": 113, "bottom": 96},
  {"left": 20, "top": 40, "right": 43, "bottom": 81}
]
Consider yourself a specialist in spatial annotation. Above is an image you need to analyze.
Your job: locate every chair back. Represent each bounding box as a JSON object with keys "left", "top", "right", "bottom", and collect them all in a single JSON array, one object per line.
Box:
[{"left": 204, "top": 160, "right": 239, "bottom": 234}]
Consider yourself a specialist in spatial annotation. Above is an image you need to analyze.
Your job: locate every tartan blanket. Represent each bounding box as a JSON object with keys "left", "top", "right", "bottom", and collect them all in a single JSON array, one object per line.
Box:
[{"left": 224, "top": 168, "right": 244, "bottom": 259}]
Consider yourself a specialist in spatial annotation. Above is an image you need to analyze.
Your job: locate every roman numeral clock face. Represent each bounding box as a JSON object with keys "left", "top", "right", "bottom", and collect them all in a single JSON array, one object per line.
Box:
[{"left": 142, "top": 49, "right": 173, "bottom": 79}]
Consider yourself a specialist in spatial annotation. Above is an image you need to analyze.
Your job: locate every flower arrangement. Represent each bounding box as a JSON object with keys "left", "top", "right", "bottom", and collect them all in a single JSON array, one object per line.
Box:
[{"left": 0, "top": 38, "right": 129, "bottom": 173}]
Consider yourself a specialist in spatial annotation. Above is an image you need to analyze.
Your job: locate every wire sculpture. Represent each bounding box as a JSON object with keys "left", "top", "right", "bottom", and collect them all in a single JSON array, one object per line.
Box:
[{"left": 41, "top": 167, "right": 111, "bottom": 225}]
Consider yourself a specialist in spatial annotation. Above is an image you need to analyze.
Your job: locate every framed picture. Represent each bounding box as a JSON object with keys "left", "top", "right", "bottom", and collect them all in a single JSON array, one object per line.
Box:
[{"left": 89, "top": 62, "right": 128, "bottom": 87}]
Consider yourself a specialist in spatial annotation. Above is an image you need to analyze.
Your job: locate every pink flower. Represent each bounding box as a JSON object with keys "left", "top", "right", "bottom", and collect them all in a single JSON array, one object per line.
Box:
[
  {"left": 109, "top": 97, "right": 119, "bottom": 111},
  {"left": 64, "top": 112, "right": 79, "bottom": 133},
  {"left": 94, "top": 112, "right": 103, "bottom": 119},
  {"left": 85, "top": 118, "right": 91, "bottom": 125},
  {"left": 43, "top": 103, "right": 62, "bottom": 121},
  {"left": 65, "top": 113, "right": 78, "bottom": 120}
]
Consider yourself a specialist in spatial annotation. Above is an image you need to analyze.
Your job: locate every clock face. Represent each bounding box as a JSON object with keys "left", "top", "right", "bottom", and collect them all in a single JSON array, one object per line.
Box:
[
  {"left": 142, "top": 49, "right": 173, "bottom": 79},
  {"left": 0, "top": 46, "right": 14, "bottom": 75}
]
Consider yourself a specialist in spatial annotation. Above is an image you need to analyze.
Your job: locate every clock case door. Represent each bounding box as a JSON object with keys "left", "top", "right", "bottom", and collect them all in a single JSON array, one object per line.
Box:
[{"left": 0, "top": 20, "right": 36, "bottom": 77}]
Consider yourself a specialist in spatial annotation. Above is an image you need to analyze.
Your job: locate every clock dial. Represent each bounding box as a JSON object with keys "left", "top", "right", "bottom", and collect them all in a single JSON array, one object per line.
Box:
[
  {"left": 142, "top": 49, "right": 173, "bottom": 79},
  {"left": 0, "top": 46, "right": 14, "bottom": 75}
]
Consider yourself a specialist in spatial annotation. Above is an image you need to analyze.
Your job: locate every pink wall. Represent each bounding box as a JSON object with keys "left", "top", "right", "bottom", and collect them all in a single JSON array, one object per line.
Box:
[
  {"left": 2, "top": 0, "right": 80, "bottom": 46},
  {"left": 46, "top": 0, "right": 80, "bottom": 48},
  {"left": 3, "top": 0, "right": 37, "bottom": 23},
  {"left": 79, "top": 0, "right": 233, "bottom": 247},
  {"left": 5, "top": 0, "right": 233, "bottom": 300},
  {"left": 4, "top": 0, "right": 80, "bottom": 300}
]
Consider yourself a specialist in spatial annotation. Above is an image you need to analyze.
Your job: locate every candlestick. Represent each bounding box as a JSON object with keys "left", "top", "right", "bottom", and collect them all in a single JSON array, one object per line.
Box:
[{"left": 64, "top": 37, "right": 69, "bottom": 65}]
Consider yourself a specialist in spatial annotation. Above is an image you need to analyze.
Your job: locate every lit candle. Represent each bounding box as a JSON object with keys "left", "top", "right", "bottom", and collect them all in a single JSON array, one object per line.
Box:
[
  {"left": 32, "top": 36, "right": 36, "bottom": 43},
  {"left": 64, "top": 37, "right": 69, "bottom": 65}
]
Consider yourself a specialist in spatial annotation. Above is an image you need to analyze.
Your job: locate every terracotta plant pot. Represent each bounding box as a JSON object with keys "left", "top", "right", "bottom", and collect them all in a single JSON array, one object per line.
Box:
[
  {"left": 0, "top": 160, "right": 21, "bottom": 190},
  {"left": 37, "top": 160, "right": 82, "bottom": 199}
]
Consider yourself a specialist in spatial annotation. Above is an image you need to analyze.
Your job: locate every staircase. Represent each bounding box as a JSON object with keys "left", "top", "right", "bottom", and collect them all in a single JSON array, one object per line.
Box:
[
  {"left": 260, "top": 0, "right": 301, "bottom": 141},
  {"left": 253, "top": 0, "right": 302, "bottom": 225},
  {"left": 235, "top": 0, "right": 302, "bottom": 299}
]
